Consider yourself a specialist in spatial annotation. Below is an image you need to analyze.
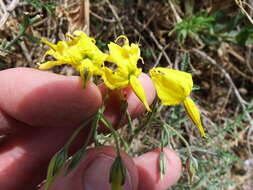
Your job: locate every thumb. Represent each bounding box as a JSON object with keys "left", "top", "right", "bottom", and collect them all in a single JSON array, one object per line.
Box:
[{"left": 40, "top": 146, "right": 138, "bottom": 190}]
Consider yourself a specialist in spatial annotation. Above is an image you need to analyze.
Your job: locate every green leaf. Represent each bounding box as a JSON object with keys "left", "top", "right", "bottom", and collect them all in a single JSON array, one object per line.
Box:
[
  {"left": 65, "top": 148, "right": 87, "bottom": 175},
  {"left": 22, "top": 15, "right": 30, "bottom": 29},
  {"left": 235, "top": 27, "right": 253, "bottom": 46},
  {"left": 23, "top": 0, "right": 56, "bottom": 14},
  {"left": 159, "top": 152, "right": 167, "bottom": 180},
  {"left": 65, "top": 113, "right": 99, "bottom": 175},
  {"left": 161, "top": 129, "right": 169, "bottom": 147},
  {"left": 23, "top": 33, "right": 40, "bottom": 44},
  {"left": 110, "top": 156, "right": 126, "bottom": 190},
  {"left": 44, "top": 147, "right": 68, "bottom": 190},
  {"left": 181, "top": 53, "right": 189, "bottom": 71}
]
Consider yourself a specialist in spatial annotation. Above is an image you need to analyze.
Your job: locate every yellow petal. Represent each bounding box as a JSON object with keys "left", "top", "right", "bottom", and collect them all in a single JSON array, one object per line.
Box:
[
  {"left": 129, "top": 43, "right": 141, "bottom": 61},
  {"left": 183, "top": 97, "right": 206, "bottom": 137},
  {"left": 107, "top": 36, "right": 142, "bottom": 71},
  {"left": 150, "top": 67, "right": 193, "bottom": 105},
  {"left": 101, "top": 67, "right": 129, "bottom": 89},
  {"left": 129, "top": 75, "right": 151, "bottom": 111},
  {"left": 39, "top": 61, "right": 64, "bottom": 70},
  {"left": 72, "top": 30, "right": 87, "bottom": 37},
  {"left": 107, "top": 42, "right": 126, "bottom": 64},
  {"left": 40, "top": 31, "right": 108, "bottom": 89},
  {"left": 41, "top": 31, "right": 107, "bottom": 69},
  {"left": 41, "top": 38, "right": 57, "bottom": 50}
]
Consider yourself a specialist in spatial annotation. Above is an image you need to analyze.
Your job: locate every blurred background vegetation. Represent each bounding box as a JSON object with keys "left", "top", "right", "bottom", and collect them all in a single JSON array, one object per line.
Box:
[{"left": 0, "top": 0, "right": 253, "bottom": 189}]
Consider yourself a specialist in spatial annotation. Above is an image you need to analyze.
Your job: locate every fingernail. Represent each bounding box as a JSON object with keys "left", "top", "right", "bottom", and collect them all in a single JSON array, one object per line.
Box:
[{"left": 83, "top": 154, "right": 132, "bottom": 190}]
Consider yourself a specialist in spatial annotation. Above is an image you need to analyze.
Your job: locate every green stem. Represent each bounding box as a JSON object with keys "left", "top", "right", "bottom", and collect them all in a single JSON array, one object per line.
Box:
[
  {"left": 93, "top": 111, "right": 103, "bottom": 146},
  {"left": 5, "top": 15, "right": 40, "bottom": 50},
  {"left": 65, "top": 111, "right": 102, "bottom": 174},
  {"left": 128, "top": 97, "right": 159, "bottom": 144},
  {"left": 5, "top": 31, "right": 25, "bottom": 50},
  {"left": 101, "top": 115, "right": 121, "bottom": 155},
  {"left": 82, "top": 108, "right": 105, "bottom": 150},
  {"left": 126, "top": 108, "right": 133, "bottom": 135},
  {"left": 84, "top": 114, "right": 100, "bottom": 148},
  {"left": 155, "top": 119, "right": 193, "bottom": 158},
  {"left": 128, "top": 107, "right": 157, "bottom": 144},
  {"left": 65, "top": 115, "right": 95, "bottom": 149}
]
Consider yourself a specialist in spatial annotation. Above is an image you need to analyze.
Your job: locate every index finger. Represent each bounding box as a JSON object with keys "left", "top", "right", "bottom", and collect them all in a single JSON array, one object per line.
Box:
[{"left": 0, "top": 67, "right": 103, "bottom": 128}]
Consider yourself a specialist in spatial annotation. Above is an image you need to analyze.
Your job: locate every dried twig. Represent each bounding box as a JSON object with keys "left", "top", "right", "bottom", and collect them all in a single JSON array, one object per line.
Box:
[
  {"left": 243, "top": 0, "right": 253, "bottom": 74},
  {"left": 193, "top": 49, "right": 248, "bottom": 105},
  {"left": 168, "top": 0, "right": 182, "bottom": 23},
  {"left": 153, "top": 51, "right": 163, "bottom": 68},
  {"left": 220, "top": 86, "right": 232, "bottom": 114},
  {"left": 246, "top": 45, "right": 253, "bottom": 74},
  {"left": 106, "top": 0, "right": 124, "bottom": 34},
  {"left": 90, "top": 10, "right": 116, "bottom": 23},
  {"left": 0, "top": 0, "right": 19, "bottom": 29},
  {"left": 65, "top": 0, "right": 90, "bottom": 34},
  {"left": 153, "top": 43, "right": 170, "bottom": 68},
  {"left": 135, "top": 18, "right": 173, "bottom": 67},
  {"left": 148, "top": 31, "right": 173, "bottom": 67},
  {"left": 235, "top": 0, "right": 253, "bottom": 24},
  {"left": 193, "top": 49, "right": 253, "bottom": 156},
  {"left": 83, "top": 0, "right": 90, "bottom": 34},
  {"left": 18, "top": 41, "right": 32, "bottom": 63}
]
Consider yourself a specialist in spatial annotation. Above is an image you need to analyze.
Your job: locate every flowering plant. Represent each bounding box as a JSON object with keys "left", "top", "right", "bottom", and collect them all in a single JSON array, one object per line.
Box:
[{"left": 40, "top": 31, "right": 206, "bottom": 190}]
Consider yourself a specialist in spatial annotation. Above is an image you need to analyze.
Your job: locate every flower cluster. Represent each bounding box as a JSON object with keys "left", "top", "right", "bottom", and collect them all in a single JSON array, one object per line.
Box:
[{"left": 40, "top": 31, "right": 206, "bottom": 137}]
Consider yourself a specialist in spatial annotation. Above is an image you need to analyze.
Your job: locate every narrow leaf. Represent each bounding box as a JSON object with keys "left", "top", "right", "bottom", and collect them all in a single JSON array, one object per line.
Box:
[{"left": 44, "top": 147, "right": 68, "bottom": 190}]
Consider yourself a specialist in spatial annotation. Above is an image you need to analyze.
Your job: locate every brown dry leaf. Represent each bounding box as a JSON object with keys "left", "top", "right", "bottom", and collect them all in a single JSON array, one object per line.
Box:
[{"left": 65, "top": 0, "right": 90, "bottom": 34}]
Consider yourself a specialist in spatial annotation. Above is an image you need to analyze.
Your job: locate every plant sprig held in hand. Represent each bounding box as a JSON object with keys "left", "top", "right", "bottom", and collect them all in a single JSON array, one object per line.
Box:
[{"left": 39, "top": 30, "right": 206, "bottom": 190}]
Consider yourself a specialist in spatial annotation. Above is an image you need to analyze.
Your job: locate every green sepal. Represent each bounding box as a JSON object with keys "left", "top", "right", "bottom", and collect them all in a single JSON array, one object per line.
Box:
[{"left": 109, "top": 155, "right": 126, "bottom": 190}]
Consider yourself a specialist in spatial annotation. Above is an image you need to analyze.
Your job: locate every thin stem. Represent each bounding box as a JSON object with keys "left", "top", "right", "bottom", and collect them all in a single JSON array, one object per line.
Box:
[
  {"left": 101, "top": 115, "right": 121, "bottom": 155},
  {"left": 65, "top": 115, "right": 95, "bottom": 149},
  {"left": 128, "top": 113, "right": 152, "bottom": 144},
  {"left": 65, "top": 113, "right": 101, "bottom": 175},
  {"left": 93, "top": 110, "right": 103, "bottom": 146},
  {"left": 5, "top": 15, "right": 40, "bottom": 50},
  {"left": 116, "top": 100, "right": 128, "bottom": 130},
  {"left": 126, "top": 107, "right": 133, "bottom": 135},
  {"left": 155, "top": 119, "right": 193, "bottom": 159},
  {"left": 84, "top": 113, "right": 101, "bottom": 148},
  {"left": 5, "top": 31, "right": 25, "bottom": 50},
  {"left": 128, "top": 98, "right": 159, "bottom": 144}
]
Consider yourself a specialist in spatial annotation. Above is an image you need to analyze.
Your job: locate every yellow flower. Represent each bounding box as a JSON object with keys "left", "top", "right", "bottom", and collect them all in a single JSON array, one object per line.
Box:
[
  {"left": 150, "top": 67, "right": 193, "bottom": 105},
  {"left": 101, "top": 35, "right": 150, "bottom": 111},
  {"left": 183, "top": 97, "right": 205, "bottom": 137},
  {"left": 39, "top": 31, "right": 108, "bottom": 86},
  {"left": 150, "top": 67, "right": 206, "bottom": 137}
]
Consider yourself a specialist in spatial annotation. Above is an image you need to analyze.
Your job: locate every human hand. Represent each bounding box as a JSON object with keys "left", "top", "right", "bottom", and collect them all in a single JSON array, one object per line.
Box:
[{"left": 0, "top": 68, "right": 181, "bottom": 190}]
